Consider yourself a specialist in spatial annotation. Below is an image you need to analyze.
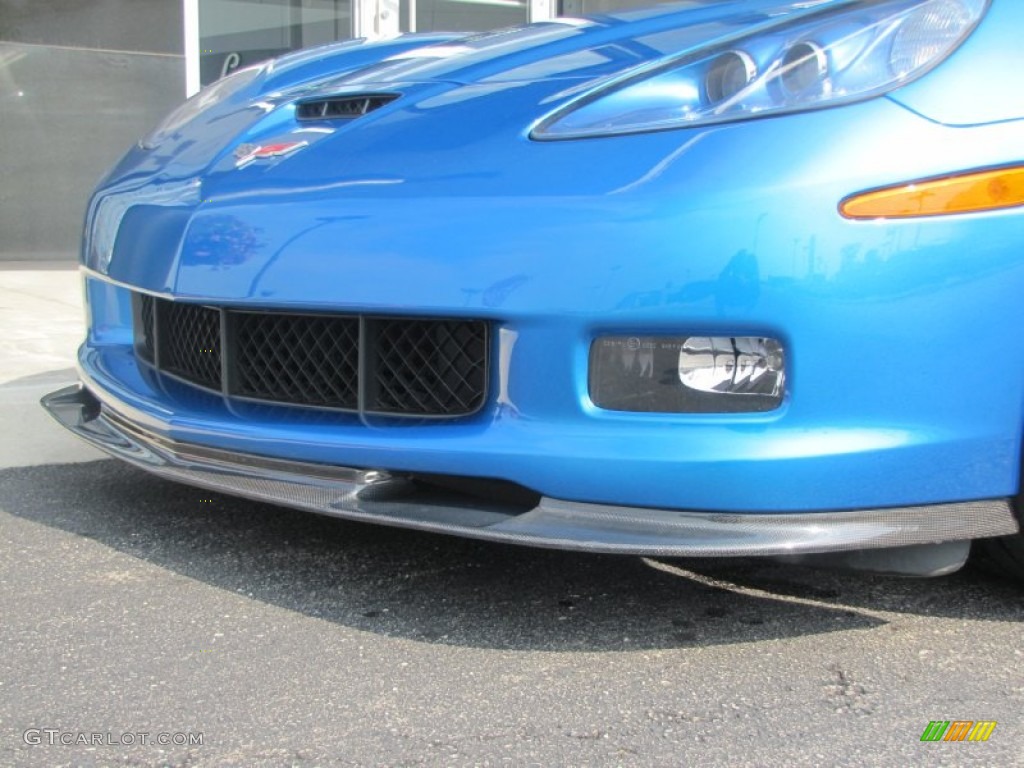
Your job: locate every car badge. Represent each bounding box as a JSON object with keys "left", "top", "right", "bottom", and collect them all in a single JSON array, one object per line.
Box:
[{"left": 234, "top": 140, "right": 308, "bottom": 168}]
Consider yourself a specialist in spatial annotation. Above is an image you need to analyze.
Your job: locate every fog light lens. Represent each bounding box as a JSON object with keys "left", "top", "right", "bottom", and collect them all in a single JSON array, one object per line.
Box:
[
  {"left": 590, "top": 335, "right": 784, "bottom": 413},
  {"left": 679, "top": 337, "right": 784, "bottom": 394}
]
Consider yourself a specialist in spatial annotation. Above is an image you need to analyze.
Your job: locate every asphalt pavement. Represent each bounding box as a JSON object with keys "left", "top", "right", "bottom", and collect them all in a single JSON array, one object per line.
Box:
[{"left": 1, "top": 264, "right": 1022, "bottom": 767}]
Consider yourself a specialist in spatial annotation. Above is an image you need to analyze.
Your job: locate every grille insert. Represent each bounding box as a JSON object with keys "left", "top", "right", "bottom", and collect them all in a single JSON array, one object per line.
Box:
[
  {"left": 295, "top": 94, "right": 397, "bottom": 121},
  {"left": 132, "top": 294, "right": 488, "bottom": 418},
  {"left": 235, "top": 312, "right": 360, "bottom": 409},
  {"left": 372, "top": 319, "right": 488, "bottom": 416},
  {"left": 159, "top": 301, "right": 222, "bottom": 390},
  {"left": 137, "top": 294, "right": 156, "bottom": 363}
]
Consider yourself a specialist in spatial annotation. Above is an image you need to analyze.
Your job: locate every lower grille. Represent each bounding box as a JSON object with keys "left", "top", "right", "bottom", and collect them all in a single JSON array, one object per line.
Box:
[
  {"left": 160, "top": 301, "right": 222, "bottom": 390},
  {"left": 132, "top": 294, "right": 489, "bottom": 418},
  {"left": 373, "top": 319, "right": 488, "bottom": 416},
  {"left": 235, "top": 312, "right": 360, "bottom": 409},
  {"left": 138, "top": 294, "right": 156, "bottom": 363}
]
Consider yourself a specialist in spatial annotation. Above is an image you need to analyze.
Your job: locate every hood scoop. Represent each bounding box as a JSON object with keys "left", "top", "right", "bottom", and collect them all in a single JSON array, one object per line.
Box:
[{"left": 295, "top": 93, "right": 398, "bottom": 121}]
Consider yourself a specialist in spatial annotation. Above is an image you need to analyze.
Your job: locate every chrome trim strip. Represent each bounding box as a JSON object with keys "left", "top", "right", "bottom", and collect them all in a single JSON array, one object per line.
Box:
[{"left": 42, "top": 383, "right": 1020, "bottom": 557}]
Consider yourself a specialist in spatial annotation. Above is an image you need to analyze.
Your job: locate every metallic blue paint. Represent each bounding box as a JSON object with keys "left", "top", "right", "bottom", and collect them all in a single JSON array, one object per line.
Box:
[{"left": 68, "top": 2, "right": 1024, "bottom": 525}]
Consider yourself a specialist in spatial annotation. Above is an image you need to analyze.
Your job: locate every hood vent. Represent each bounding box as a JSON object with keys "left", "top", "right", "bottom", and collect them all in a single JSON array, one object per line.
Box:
[{"left": 295, "top": 93, "right": 398, "bottom": 121}]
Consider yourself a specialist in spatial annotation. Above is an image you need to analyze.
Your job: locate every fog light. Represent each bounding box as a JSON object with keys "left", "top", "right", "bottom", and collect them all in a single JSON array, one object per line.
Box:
[
  {"left": 679, "top": 337, "right": 784, "bottom": 394},
  {"left": 589, "top": 335, "right": 785, "bottom": 413}
]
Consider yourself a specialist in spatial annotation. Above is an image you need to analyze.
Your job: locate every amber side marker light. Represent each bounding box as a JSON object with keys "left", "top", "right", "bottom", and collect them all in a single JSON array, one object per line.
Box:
[{"left": 840, "top": 166, "right": 1024, "bottom": 220}]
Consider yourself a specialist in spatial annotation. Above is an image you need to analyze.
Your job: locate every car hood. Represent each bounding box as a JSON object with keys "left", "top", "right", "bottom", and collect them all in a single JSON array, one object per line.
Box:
[
  {"left": 98, "top": 1, "right": 849, "bottom": 184},
  {"left": 310, "top": 0, "right": 836, "bottom": 88}
]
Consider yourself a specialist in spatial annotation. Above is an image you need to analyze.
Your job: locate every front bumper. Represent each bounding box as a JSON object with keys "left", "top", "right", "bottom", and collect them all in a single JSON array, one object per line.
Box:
[{"left": 43, "top": 383, "right": 1018, "bottom": 557}]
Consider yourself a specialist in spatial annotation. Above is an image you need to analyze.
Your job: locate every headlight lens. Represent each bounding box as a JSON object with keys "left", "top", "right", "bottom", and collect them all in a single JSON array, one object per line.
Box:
[
  {"left": 890, "top": 0, "right": 976, "bottom": 75},
  {"left": 534, "top": 0, "right": 988, "bottom": 140},
  {"left": 704, "top": 50, "right": 757, "bottom": 104},
  {"left": 140, "top": 65, "right": 264, "bottom": 149}
]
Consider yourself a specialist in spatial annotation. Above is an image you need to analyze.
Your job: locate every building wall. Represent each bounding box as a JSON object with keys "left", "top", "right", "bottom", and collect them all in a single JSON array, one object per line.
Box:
[{"left": 0, "top": 0, "right": 186, "bottom": 261}]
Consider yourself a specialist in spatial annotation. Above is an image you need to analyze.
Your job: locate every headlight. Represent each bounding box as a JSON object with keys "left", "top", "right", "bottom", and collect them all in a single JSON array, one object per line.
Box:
[
  {"left": 533, "top": 0, "right": 988, "bottom": 140},
  {"left": 140, "top": 65, "right": 264, "bottom": 149}
]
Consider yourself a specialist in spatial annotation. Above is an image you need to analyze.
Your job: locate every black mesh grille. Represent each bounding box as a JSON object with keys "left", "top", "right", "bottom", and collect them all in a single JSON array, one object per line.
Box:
[
  {"left": 133, "top": 294, "right": 488, "bottom": 418},
  {"left": 372, "top": 319, "right": 488, "bottom": 416},
  {"left": 235, "top": 313, "right": 360, "bottom": 409},
  {"left": 295, "top": 94, "right": 397, "bottom": 121},
  {"left": 138, "top": 294, "right": 156, "bottom": 363},
  {"left": 157, "top": 302, "right": 222, "bottom": 390}
]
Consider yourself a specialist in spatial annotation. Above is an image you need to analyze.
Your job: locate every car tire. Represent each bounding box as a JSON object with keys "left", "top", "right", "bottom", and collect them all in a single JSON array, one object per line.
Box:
[
  {"left": 978, "top": 533, "right": 1024, "bottom": 583},
  {"left": 977, "top": 473, "right": 1024, "bottom": 583}
]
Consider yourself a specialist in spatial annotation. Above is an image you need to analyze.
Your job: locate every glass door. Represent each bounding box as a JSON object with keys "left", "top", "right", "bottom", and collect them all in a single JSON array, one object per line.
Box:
[
  {"left": 560, "top": 0, "right": 680, "bottom": 15},
  {"left": 399, "top": 0, "right": 530, "bottom": 34},
  {"left": 194, "top": 0, "right": 352, "bottom": 88},
  {"left": 186, "top": 0, "right": 554, "bottom": 95}
]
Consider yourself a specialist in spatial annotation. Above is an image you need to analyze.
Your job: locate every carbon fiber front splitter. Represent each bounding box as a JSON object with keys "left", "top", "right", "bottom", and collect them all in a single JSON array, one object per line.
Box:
[{"left": 42, "top": 383, "right": 1019, "bottom": 559}]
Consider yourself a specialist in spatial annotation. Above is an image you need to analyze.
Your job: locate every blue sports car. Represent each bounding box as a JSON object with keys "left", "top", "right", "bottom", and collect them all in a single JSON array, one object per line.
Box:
[{"left": 43, "top": 0, "right": 1024, "bottom": 579}]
